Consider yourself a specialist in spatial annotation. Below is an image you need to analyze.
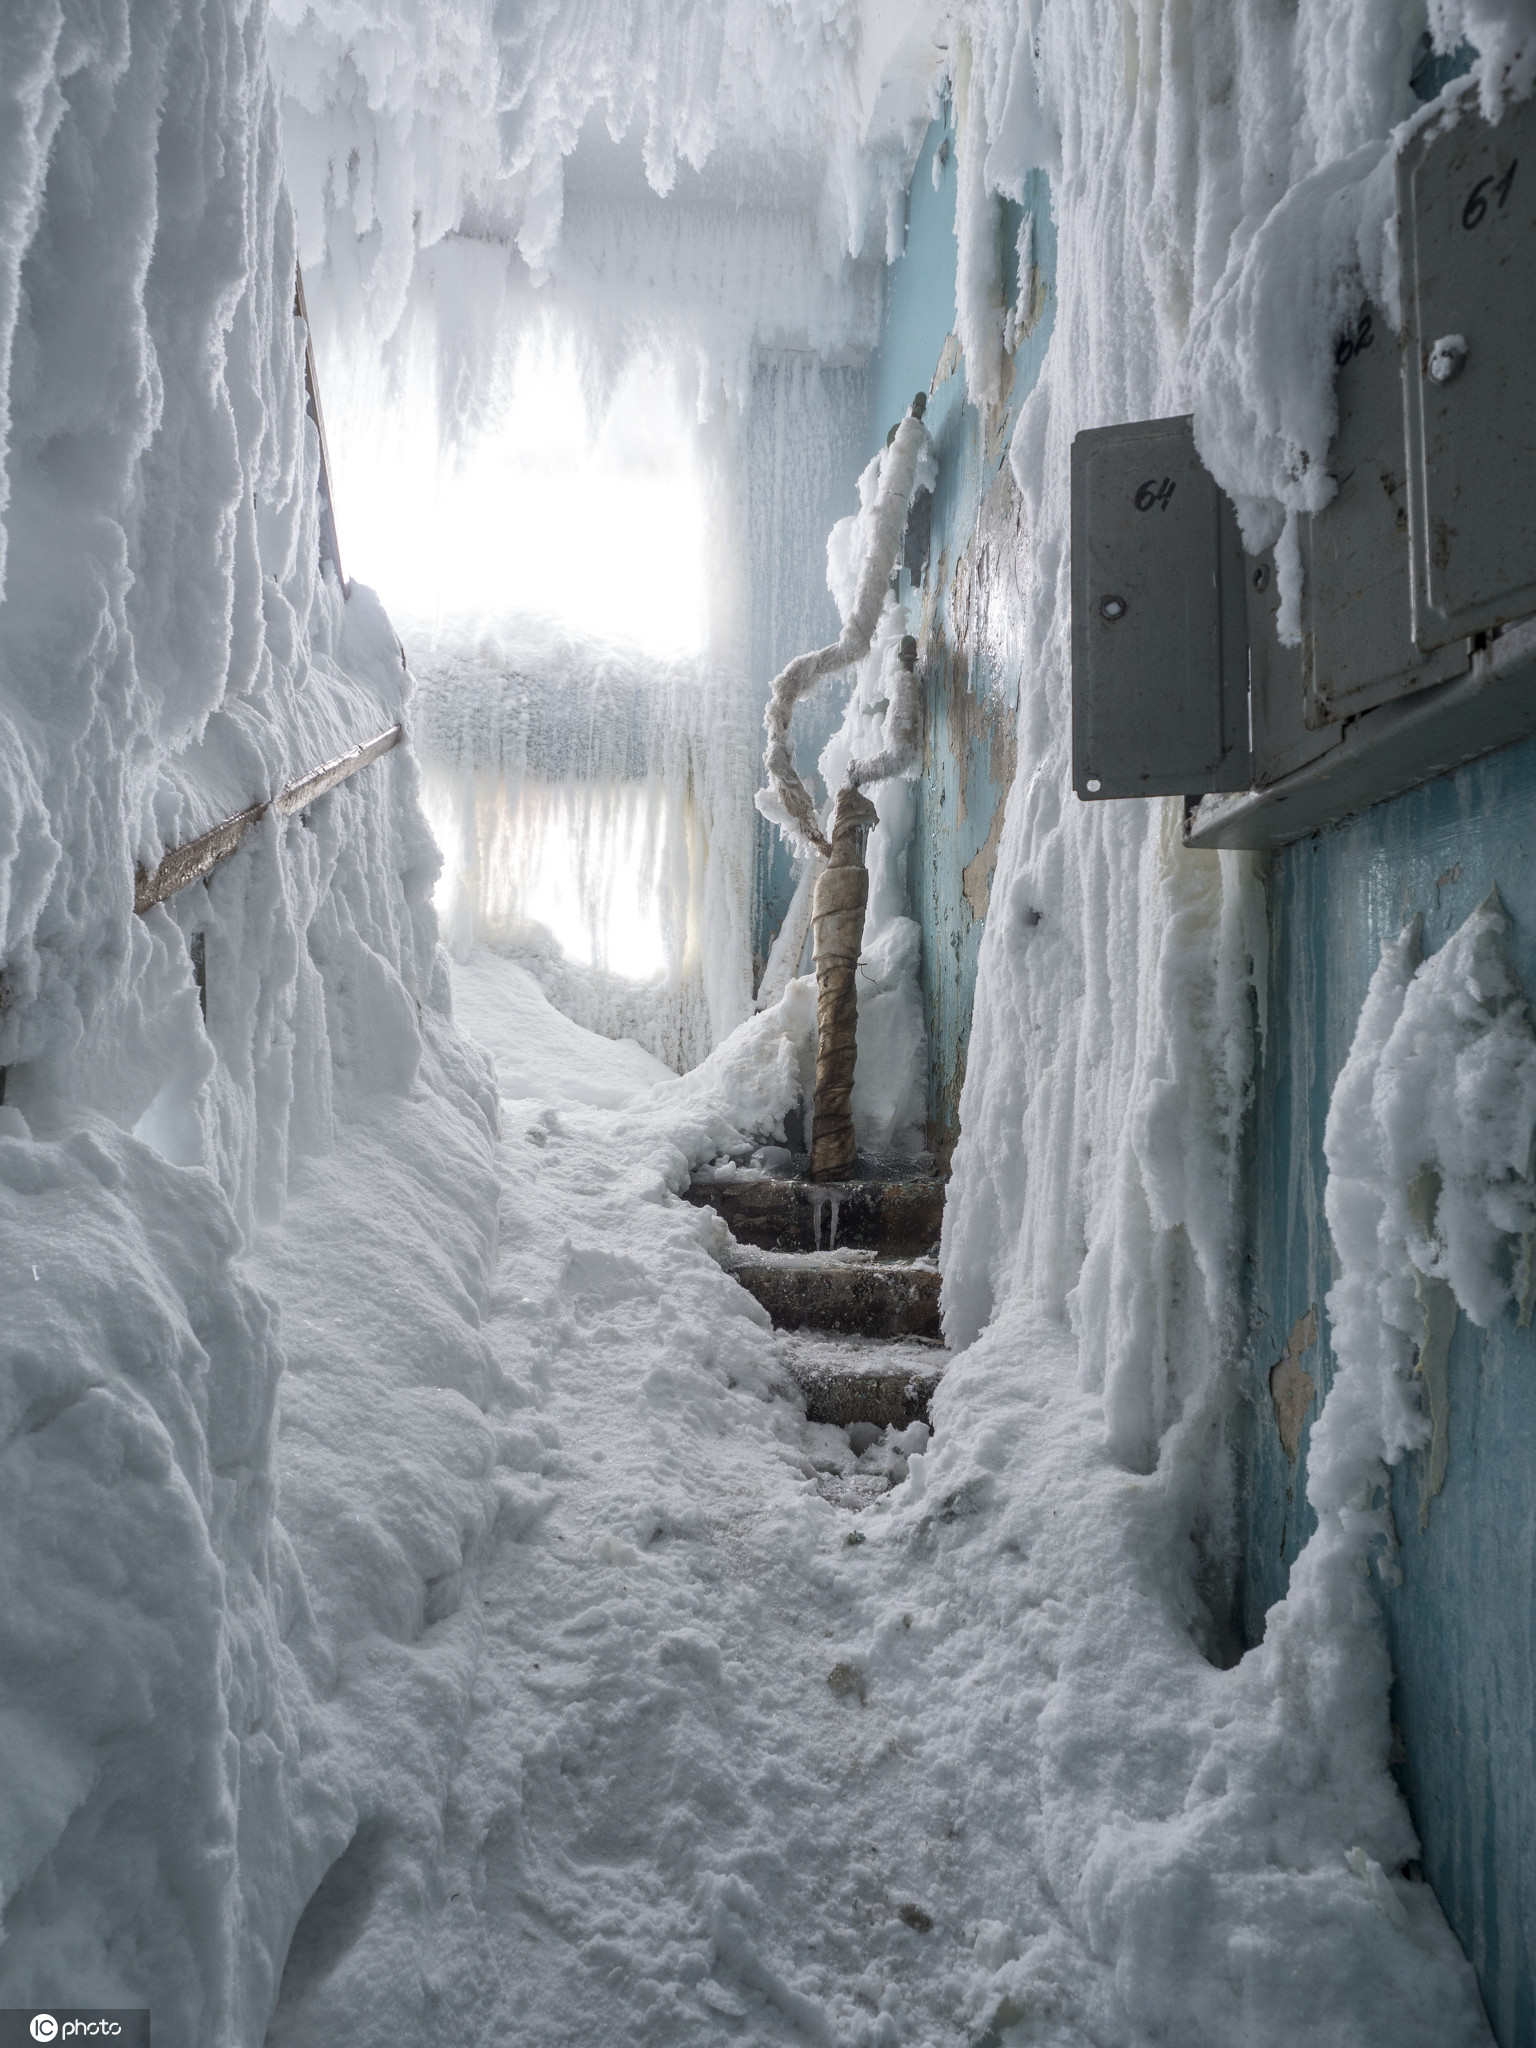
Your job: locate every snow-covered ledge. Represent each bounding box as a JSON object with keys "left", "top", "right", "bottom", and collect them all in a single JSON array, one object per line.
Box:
[{"left": 1185, "top": 614, "right": 1536, "bottom": 853}]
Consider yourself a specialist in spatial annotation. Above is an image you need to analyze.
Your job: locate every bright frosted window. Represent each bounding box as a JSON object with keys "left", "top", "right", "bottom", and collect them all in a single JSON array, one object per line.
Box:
[
  {"left": 333, "top": 340, "right": 709, "bottom": 661},
  {"left": 429, "top": 772, "right": 675, "bottom": 985}
]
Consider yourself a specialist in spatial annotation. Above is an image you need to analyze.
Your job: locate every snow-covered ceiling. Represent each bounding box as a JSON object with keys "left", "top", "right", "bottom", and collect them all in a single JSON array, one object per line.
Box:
[{"left": 270, "top": 0, "right": 949, "bottom": 365}]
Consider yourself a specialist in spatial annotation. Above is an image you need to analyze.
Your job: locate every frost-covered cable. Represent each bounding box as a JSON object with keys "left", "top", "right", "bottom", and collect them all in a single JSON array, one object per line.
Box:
[
  {"left": 757, "top": 395, "right": 931, "bottom": 858},
  {"left": 848, "top": 634, "right": 922, "bottom": 788}
]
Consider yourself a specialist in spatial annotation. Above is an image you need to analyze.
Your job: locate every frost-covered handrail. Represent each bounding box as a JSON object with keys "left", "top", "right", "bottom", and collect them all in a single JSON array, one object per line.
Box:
[
  {"left": 134, "top": 723, "right": 403, "bottom": 913},
  {"left": 759, "top": 394, "right": 931, "bottom": 858}
]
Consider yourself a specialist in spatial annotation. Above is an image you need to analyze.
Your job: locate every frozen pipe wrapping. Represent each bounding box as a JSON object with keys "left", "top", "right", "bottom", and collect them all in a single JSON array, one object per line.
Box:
[
  {"left": 756, "top": 398, "right": 932, "bottom": 859},
  {"left": 810, "top": 784, "right": 879, "bottom": 1181},
  {"left": 849, "top": 634, "right": 922, "bottom": 789}
]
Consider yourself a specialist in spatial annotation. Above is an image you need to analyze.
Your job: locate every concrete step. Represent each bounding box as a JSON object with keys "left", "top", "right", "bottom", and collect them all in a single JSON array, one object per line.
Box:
[
  {"left": 684, "top": 1171, "right": 943, "bottom": 1257},
  {"left": 777, "top": 1330, "right": 945, "bottom": 1430},
  {"left": 725, "top": 1246, "right": 941, "bottom": 1341}
]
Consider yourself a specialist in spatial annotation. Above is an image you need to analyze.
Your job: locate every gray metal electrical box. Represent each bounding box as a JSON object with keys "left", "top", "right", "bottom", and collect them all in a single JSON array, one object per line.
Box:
[
  {"left": 1400, "top": 87, "right": 1536, "bottom": 647},
  {"left": 1248, "top": 548, "right": 1338, "bottom": 784},
  {"left": 1071, "top": 415, "right": 1250, "bottom": 799},
  {"left": 1300, "top": 303, "right": 1469, "bottom": 722}
]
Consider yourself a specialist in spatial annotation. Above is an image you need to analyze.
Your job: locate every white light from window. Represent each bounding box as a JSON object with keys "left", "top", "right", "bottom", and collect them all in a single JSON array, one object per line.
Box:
[
  {"left": 333, "top": 340, "right": 709, "bottom": 661},
  {"left": 516, "top": 782, "right": 669, "bottom": 982}
]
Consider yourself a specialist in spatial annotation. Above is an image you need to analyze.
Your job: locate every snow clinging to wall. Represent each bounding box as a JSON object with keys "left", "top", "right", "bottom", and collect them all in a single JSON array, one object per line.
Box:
[
  {"left": 909, "top": 0, "right": 1532, "bottom": 2035},
  {"left": 0, "top": 1, "right": 502, "bottom": 2036}
]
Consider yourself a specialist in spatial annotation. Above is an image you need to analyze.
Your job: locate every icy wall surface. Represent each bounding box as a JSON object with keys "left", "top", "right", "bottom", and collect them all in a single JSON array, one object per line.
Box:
[
  {"left": 268, "top": 0, "right": 910, "bottom": 368},
  {"left": 1240, "top": 754, "right": 1536, "bottom": 2043},
  {"left": 924, "top": 0, "right": 1531, "bottom": 2037},
  {"left": 268, "top": 5, "right": 904, "bottom": 1055},
  {"left": 0, "top": 1, "right": 501, "bottom": 2038}
]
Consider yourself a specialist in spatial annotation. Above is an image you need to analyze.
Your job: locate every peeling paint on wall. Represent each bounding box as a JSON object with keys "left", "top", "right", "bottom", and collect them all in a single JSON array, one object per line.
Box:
[
  {"left": 962, "top": 791, "right": 1007, "bottom": 922},
  {"left": 1412, "top": 1272, "right": 1456, "bottom": 1529},
  {"left": 1269, "top": 1305, "right": 1318, "bottom": 1463},
  {"left": 1241, "top": 747, "right": 1536, "bottom": 2043},
  {"left": 860, "top": 111, "right": 1055, "bottom": 1170}
]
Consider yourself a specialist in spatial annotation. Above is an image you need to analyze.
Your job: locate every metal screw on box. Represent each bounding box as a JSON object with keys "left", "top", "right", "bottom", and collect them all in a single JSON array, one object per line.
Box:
[{"left": 1428, "top": 333, "right": 1467, "bottom": 384}]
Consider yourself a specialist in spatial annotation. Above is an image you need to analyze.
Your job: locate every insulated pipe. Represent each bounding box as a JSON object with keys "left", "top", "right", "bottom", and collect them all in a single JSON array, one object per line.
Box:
[
  {"left": 758, "top": 394, "right": 930, "bottom": 859},
  {"left": 849, "top": 634, "right": 921, "bottom": 788},
  {"left": 809, "top": 783, "right": 879, "bottom": 1182}
]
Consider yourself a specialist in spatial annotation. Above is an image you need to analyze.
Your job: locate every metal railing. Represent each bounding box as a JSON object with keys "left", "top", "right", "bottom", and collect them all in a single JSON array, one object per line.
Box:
[
  {"left": 0, "top": 266, "right": 399, "bottom": 1109},
  {"left": 134, "top": 722, "right": 403, "bottom": 912},
  {"left": 134, "top": 264, "right": 395, "bottom": 917}
]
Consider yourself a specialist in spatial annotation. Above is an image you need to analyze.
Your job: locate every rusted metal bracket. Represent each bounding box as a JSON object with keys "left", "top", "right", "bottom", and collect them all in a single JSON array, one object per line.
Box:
[
  {"left": 134, "top": 723, "right": 403, "bottom": 913},
  {"left": 294, "top": 262, "right": 347, "bottom": 594}
]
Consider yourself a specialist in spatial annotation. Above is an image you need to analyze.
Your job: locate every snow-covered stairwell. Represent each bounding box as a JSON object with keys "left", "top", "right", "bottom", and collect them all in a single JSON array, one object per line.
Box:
[
  {"left": 0, "top": 3, "right": 504, "bottom": 2038},
  {"left": 1, "top": 0, "right": 1530, "bottom": 2038}
]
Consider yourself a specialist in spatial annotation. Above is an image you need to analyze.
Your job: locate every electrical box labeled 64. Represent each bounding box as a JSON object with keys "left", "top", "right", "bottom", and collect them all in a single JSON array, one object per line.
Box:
[{"left": 1070, "top": 414, "right": 1250, "bottom": 800}]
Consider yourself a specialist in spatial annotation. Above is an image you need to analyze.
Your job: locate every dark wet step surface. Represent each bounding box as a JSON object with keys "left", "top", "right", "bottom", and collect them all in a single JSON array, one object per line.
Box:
[
  {"left": 683, "top": 1171, "right": 943, "bottom": 1258},
  {"left": 691, "top": 1170, "right": 948, "bottom": 1433},
  {"left": 726, "top": 1245, "right": 942, "bottom": 1341},
  {"left": 776, "top": 1329, "right": 945, "bottom": 1430}
]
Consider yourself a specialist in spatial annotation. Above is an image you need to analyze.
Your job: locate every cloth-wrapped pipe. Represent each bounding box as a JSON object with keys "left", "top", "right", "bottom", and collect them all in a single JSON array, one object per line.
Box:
[
  {"left": 757, "top": 395, "right": 930, "bottom": 860},
  {"left": 809, "top": 784, "right": 879, "bottom": 1181}
]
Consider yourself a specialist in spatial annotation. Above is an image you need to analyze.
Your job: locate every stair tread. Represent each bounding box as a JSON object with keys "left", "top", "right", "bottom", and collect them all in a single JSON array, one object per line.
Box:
[
  {"left": 777, "top": 1330, "right": 946, "bottom": 1428},
  {"left": 685, "top": 1171, "right": 943, "bottom": 1257},
  {"left": 724, "top": 1245, "right": 937, "bottom": 1273}
]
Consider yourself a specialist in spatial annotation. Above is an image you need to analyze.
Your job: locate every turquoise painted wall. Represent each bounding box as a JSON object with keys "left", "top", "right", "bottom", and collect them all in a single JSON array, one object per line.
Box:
[
  {"left": 1238, "top": 736, "right": 1536, "bottom": 2046},
  {"left": 748, "top": 358, "right": 870, "bottom": 976},
  {"left": 1231, "top": 34, "right": 1534, "bottom": 2043},
  {"left": 751, "top": 103, "right": 1056, "bottom": 1165},
  {"left": 868, "top": 107, "right": 1056, "bottom": 1161}
]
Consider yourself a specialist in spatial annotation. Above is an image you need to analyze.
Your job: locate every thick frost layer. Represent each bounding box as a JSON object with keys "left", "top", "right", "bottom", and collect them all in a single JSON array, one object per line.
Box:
[
  {"left": 940, "top": 0, "right": 1534, "bottom": 1411},
  {"left": 930, "top": 1, "right": 1530, "bottom": 2037},
  {"left": 269, "top": 0, "right": 914, "bottom": 352},
  {"left": 817, "top": 609, "right": 930, "bottom": 1162},
  {"left": 0, "top": 1, "right": 501, "bottom": 2036},
  {"left": 953, "top": 2, "right": 1535, "bottom": 632},
  {"left": 756, "top": 407, "right": 934, "bottom": 861},
  {"left": 3, "top": 0, "right": 1528, "bottom": 2037},
  {"left": 1317, "top": 898, "right": 1536, "bottom": 1525}
]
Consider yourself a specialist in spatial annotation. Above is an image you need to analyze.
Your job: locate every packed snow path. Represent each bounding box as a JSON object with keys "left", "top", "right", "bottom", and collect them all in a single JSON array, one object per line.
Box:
[{"left": 259, "top": 950, "right": 1489, "bottom": 2048}]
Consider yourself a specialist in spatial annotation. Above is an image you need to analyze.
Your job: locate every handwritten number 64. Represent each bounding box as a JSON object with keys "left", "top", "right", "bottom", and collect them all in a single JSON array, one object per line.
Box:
[
  {"left": 1135, "top": 478, "right": 1176, "bottom": 512},
  {"left": 1462, "top": 159, "right": 1518, "bottom": 229}
]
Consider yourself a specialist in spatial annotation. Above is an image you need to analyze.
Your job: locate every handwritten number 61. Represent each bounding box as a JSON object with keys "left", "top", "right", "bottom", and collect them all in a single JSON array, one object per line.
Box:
[{"left": 1462, "top": 159, "right": 1518, "bottom": 230}]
